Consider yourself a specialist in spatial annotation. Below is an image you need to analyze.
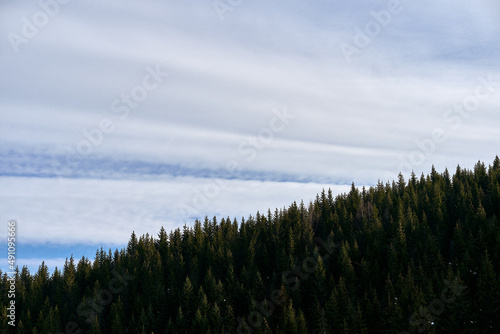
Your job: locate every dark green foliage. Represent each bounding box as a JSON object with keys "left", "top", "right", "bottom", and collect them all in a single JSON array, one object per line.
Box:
[{"left": 3, "top": 157, "right": 500, "bottom": 333}]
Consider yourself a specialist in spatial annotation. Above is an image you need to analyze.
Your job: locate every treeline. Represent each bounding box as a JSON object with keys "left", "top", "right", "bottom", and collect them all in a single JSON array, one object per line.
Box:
[{"left": 2, "top": 157, "right": 500, "bottom": 333}]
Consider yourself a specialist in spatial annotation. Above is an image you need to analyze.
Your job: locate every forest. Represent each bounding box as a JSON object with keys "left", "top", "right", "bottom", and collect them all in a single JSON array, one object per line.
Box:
[{"left": 1, "top": 157, "right": 500, "bottom": 333}]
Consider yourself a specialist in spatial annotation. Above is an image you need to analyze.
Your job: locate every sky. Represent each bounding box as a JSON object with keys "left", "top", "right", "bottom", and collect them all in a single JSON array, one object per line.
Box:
[{"left": 1, "top": 0, "right": 500, "bottom": 274}]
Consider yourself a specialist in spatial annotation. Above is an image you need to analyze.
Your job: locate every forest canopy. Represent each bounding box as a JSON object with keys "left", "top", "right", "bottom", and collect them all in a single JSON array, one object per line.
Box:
[{"left": 2, "top": 157, "right": 500, "bottom": 333}]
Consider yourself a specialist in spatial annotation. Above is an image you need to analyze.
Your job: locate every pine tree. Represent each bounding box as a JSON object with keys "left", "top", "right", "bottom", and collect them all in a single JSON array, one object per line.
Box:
[
  {"left": 476, "top": 250, "right": 499, "bottom": 331},
  {"left": 8, "top": 157, "right": 500, "bottom": 334},
  {"left": 90, "top": 315, "right": 102, "bottom": 334}
]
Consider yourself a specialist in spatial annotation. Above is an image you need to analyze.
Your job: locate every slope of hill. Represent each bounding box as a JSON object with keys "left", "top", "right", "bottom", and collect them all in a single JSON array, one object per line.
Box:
[{"left": 2, "top": 157, "right": 500, "bottom": 333}]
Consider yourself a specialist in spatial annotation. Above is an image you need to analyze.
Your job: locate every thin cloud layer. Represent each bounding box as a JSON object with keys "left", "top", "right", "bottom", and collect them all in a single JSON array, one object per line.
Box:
[{"left": 0, "top": 175, "right": 348, "bottom": 244}]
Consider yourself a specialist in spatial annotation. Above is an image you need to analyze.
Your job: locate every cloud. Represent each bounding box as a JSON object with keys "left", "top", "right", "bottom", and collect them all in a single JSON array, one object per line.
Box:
[
  {"left": 0, "top": 176, "right": 350, "bottom": 246},
  {"left": 0, "top": 0, "right": 499, "bottom": 268}
]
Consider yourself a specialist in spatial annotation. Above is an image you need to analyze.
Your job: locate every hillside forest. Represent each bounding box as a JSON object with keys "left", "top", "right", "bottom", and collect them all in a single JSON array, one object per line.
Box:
[{"left": 2, "top": 157, "right": 500, "bottom": 333}]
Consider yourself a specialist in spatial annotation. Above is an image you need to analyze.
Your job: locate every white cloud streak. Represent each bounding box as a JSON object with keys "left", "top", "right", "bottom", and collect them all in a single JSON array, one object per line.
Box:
[
  {"left": 0, "top": 0, "right": 499, "bottom": 264},
  {"left": 0, "top": 176, "right": 349, "bottom": 245}
]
